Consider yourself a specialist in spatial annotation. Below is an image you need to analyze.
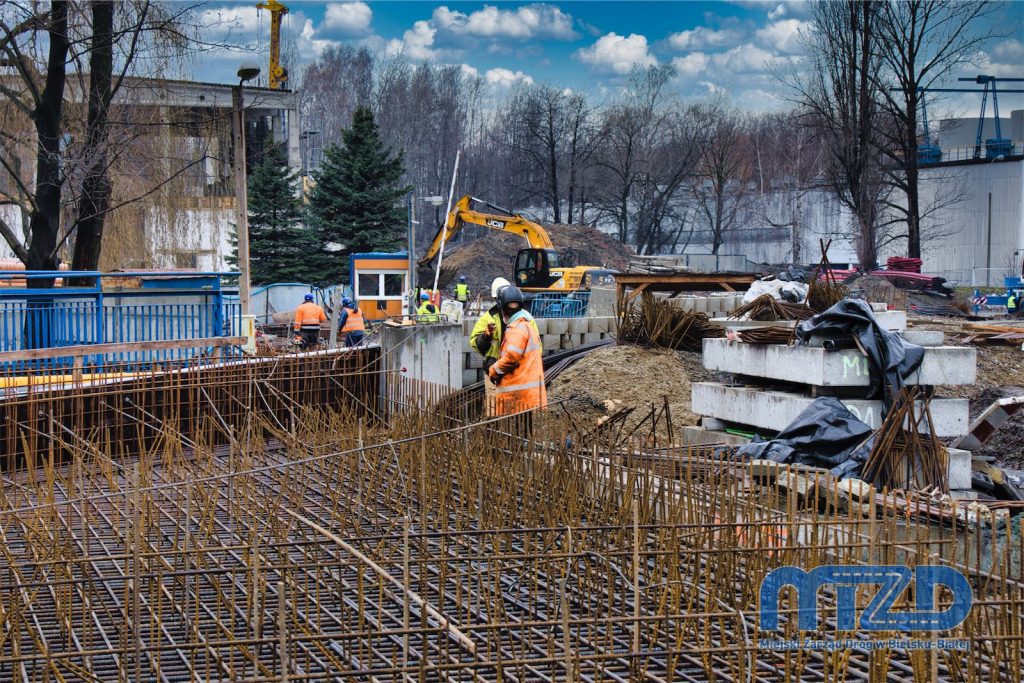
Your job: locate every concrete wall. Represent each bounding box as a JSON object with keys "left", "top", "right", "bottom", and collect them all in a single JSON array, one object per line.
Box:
[
  {"left": 380, "top": 323, "right": 462, "bottom": 392},
  {"left": 916, "top": 159, "right": 1024, "bottom": 285}
]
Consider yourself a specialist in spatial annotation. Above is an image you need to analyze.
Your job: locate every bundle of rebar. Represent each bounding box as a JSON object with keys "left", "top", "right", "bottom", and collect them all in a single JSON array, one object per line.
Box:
[
  {"left": 808, "top": 239, "right": 850, "bottom": 312},
  {"left": 618, "top": 290, "right": 725, "bottom": 351},
  {"left": 728, "top": 293, "right": 814, "bottom": 321},
  {"left": 736, "top": 326, "right": 796, "bottom": 344},
  {"left": 861, "top": 386, "right": 949, "bottom": 492}
]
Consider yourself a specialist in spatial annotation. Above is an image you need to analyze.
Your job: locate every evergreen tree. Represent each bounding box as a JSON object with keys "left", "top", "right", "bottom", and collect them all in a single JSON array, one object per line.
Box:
[
  {"left": 245, "top": 145, "right": 316, "bottom": 284},
  {"left": 308, "top": 106, "right": 410, "bottom": 284}
]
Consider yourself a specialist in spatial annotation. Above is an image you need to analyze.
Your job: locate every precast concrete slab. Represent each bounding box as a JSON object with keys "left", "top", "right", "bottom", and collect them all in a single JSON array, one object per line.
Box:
[
  {"left": 691, "top": 382, "right": 969, "bottom": 437},
  {"left": 711, "top": 318, "right": 796, "bottom": 330},
  {"left": 701, "top": 339, "right": 976, "bottom": 387},
  {"left": 899, "top": 330, "right": 945, "bottom": 346}
]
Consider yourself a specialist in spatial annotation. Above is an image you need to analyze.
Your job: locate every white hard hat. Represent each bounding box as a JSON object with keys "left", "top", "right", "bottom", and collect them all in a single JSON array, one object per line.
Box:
[{"left": 491, "top": 277, "right": 512, "bottom": 298}]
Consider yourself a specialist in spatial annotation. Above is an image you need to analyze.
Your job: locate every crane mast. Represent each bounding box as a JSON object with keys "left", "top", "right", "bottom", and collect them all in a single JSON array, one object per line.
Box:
[{"left": 256, "top": 0, "right": 288, "bottom": 89}]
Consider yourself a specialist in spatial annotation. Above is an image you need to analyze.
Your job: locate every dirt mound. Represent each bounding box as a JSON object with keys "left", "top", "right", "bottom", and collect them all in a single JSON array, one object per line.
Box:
[
  {"left": 439, "top": 223, "right": 632, "bottom": 293},
  {"left": 547, "top": 344, "right": 722, "bottom": 438}
]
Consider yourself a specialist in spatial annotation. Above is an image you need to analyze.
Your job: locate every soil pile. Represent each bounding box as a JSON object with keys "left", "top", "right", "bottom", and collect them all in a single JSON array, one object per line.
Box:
[
  {"left": 439, "top": 223, "right": 632, "bottom": 293},
  {"left": 547, "top": 344, "right": 722, "bottom": 438}
]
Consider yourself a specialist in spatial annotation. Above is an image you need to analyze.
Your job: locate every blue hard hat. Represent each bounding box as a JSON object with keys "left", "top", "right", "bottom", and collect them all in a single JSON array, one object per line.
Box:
[
  {"left": 459, "top": 276, "right": 466, "bottom": 282},
  {"left": 304, "top": 293, "right": 314, "bottom": 302},
  {"left": 420, "top": 291, "right": 430, "bottom": 300},
  {"left": 342, "top": 297, "right": 353, "bottom": 307}
]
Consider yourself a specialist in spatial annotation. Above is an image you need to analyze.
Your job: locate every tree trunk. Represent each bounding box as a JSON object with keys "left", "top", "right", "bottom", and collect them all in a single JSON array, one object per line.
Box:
[
  {"left": 904, "top": 93, "right": 921, "bottom": 258},
  {"left": 26, "top": 0, "right": 70, "bottom": 278},
  {"left": 548, "top": 131, "right": 560, "bottom": 223},
  {"left": 71, "top": 1, "right": 115, "bottom": 278}
]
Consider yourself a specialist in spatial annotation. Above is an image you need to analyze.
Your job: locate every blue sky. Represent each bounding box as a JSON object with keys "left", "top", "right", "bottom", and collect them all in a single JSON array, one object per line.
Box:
[{"left": 195, "top": 1, "right": 1024, "bottom": 114}]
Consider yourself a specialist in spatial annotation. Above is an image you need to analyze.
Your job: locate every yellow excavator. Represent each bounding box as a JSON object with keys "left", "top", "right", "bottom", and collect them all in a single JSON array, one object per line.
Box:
[{"left": 418, "top": 195, "right": 612, "bottom": 294}]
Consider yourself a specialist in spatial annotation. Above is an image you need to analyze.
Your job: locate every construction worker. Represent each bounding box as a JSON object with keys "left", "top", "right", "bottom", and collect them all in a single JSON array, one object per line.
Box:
[
  {"left": 337, "top": 297, "right": 366, "bottom": 347},
  {"left": 488, "top": 285, "right": 547, "bottom": 418},
  {"left": 294, "top": 293, "right": 326, "bottom": 350},
  {"left": 455, "top": 276, "right": 470, "bottom": 304},
  {"left": 417, "top": 291, "right": 440, "bottom": 322},
  {"left": 471, "top": 277, "right": 511, "bottom": 415},
  {"left": 1009, "top": 290, "right": 1019, "bottom": 317}
]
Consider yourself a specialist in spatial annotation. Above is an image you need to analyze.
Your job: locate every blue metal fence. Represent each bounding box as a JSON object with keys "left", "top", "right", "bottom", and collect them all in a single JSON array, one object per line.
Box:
[
  {"left": 529, "top": 292, "right": 591, "bottom": 318},
  {"left": 0, "top": 271, "right": 241, "bottom": 371}
]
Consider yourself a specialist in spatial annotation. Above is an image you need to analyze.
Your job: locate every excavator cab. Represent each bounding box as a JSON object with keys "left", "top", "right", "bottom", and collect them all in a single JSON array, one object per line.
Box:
[{"left": 514, "top": 248, "right": 563, "bottom": 289}]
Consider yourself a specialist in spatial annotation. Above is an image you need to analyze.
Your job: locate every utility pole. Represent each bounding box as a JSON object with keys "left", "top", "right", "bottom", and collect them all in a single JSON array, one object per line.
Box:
[{"left": 231, "top": 85, "right": 252, "bottom": 315}]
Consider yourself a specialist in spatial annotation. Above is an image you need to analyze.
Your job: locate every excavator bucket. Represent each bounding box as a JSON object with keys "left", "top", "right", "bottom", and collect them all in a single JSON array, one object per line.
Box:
[{"left": 416, "top": 263, "right": 458, "bottom": 290}]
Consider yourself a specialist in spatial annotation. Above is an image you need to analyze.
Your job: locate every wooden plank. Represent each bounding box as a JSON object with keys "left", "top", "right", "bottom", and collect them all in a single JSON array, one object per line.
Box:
[
  {"left": 964, "top": 322, "right": 1024, "bottom": 334},
  {"left": 0, "top": 336, "right": 245, "bottom": 363}
]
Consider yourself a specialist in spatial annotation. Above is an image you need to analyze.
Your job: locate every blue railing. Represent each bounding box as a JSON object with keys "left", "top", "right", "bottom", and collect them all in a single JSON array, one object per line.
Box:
[
  {"left": 530, "top": 292, "right": 591, "bottom": 318},
  {"left": 0, "top": 271, "right": 241, "bottom": 371}
]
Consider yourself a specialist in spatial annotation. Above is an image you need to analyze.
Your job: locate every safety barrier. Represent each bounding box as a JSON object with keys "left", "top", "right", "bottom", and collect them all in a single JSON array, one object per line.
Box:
[
  {"left": 0, "top": 271, "right": 240, "bottom": 371},
  {"left": 529, "top": 292, "right": 590, "bottom": 318}
]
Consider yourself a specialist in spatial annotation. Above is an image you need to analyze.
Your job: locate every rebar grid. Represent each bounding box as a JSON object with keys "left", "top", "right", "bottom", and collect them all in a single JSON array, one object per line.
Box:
[{"left": 0, "top": 370, "right": 1021, "bottom": 682}]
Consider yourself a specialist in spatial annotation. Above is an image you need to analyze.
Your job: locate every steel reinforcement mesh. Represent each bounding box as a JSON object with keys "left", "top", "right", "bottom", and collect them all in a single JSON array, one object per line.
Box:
[{"left": 0, "top": 367, "right": 1021, "bottom": 682}]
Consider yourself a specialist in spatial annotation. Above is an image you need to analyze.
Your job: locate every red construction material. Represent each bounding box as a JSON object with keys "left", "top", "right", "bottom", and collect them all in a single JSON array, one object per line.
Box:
[{"left": 887, "top": 257, "right": 923, "bottom": 273}]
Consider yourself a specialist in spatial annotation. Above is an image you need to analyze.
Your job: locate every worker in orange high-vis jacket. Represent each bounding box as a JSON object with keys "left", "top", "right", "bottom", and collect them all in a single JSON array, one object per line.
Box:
[
  {"left": 337, "top": 297, "right": 366, "bottom": 347},
  {"left": 487, "top": 285, "right": 546, "bottom": 417},
  {"left": 294, "top": 293, "right": 326, "bottom": 350}
]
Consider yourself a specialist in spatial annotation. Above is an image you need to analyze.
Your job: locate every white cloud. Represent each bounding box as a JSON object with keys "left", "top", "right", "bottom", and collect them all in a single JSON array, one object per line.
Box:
[
  {"left": 460, "top": 64, "right": 480, "bottom": 78},
  {"left": 485, "top": 67, "right": 534, "bottom": 88},
  {"left": 432, "top": 4, "right": 577, "bottom": 40},
  {"left": 387, "top": 20, "right": 441, "bottom": 60},
  {"left": 322, "top": 2, "right": 372, "bottom": 35},
  {"left": 672, "top": 53, "right": 711, "bottom": 77},
  {"left": 667, "top": 27, "right": 742, "bottom": 51},
  {"left": 576, "top": 33, "right": 657, "bottom": 75},
  {"left": 197, "top": 5, "right": 261, "bottom": 41},
  {"left": 768, "top": 4, "right": 787, "bottom": 21},
  {"left": 299, "top": 19, "right": 341, "bottom": 59},
  {"left": 755, "top": 19, "right": 809, "bottom": 54}
]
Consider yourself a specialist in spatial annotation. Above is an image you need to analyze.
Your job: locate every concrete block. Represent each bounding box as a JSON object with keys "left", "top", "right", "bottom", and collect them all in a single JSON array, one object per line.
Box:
[
  {"left": 690, "top": 383, "right": 969, "bottom": 437},
  {"left": 701, "top": 417, "right": 728, "bottom": 431},
  {"left": 533, "top": 318, "right": 548, "bottom": 335},
  {"left": 578, "top": 333, "right": 587, "bottom": 347},
  {"left": 582, "top": 332, "right": 601, "bottom": 345},
  {"left": 588, "top": 317, "right": 609, "bottom": 334},
  {"left": 546, "top": 318, "right": 569, "bottom": 335},
  {"left": 679, "top": 426, "right": 750, "bottom": 446},
  {"left": 874, "top": 310, "right": 906, "bottom": 331},
  {"left": 569, "top": 317, "right": 589, "bottom": 335},
  {"left": 870, "top": 302, "right": 887, "bottom": 312},
  {"left": 900, "top": 330, "right": 944, "bottom": 346},
  {"left": 586, "top": 286, "right": 616, "bottom": 317},
  {"left": 701, "top": 339, "right": 976, "bottom": 387},
  {"left": 693, "top": 298, "right": 708, "bottom": 313},
  {"left": 949, "top": 489, "right": 979, "bottom": 501},
  {"left": 541, "top": 334, "right": 560, "bottom": 352},
  {"left": 947, "top": 448, "right": 972, "bottom": 490},
  {"left": 679, "top": 298, "right": 695, "bottom": 313},
  {"left": 836, "top": 478, "right": 875, "bottom": 515},
  {"left": 463, "top": 318, "right": 478, "bottom": 335}
]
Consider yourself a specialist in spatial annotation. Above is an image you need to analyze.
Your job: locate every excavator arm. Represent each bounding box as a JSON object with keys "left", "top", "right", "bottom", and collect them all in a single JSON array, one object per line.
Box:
[{"left": 417, "top": 195, "right": 554, "bottom": 267}]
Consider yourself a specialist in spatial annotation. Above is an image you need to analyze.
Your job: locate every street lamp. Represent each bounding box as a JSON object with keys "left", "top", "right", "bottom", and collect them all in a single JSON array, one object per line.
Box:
[{"left": 232, "top": 63, "right": 260, "bottom": 349}]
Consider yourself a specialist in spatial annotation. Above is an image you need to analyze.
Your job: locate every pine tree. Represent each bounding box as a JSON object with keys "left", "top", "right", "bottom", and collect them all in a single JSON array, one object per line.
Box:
[
  {"left": 308, "top": 106, "right": 410, "bottom": 284},
  {"left": 245, "top": 145, "right": 315, "bottom": 284}
]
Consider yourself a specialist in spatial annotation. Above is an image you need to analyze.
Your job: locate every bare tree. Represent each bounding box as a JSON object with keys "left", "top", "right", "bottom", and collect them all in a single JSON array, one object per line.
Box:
[
  {"left": 782, "top": 0, "right": 888, "bottom": 268},
  {"left": 690, "top": 99, "right": 751, "bottom": 255},
  {"left": 873, "top": 0, "right": 1001, "bottom": 258},
  {"left": 0, "top": 1, "right": 205, "bottom": 275}
]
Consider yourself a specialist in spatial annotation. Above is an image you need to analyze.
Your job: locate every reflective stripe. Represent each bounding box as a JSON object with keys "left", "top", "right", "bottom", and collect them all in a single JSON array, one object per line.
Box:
[
  {"left": 495, "top": 380, "right": 543, "bottom": 394},
  {"left": 505, "top": 344, "right": 525, "bottom": 354},
  {"left": 525, "top": 342, "right": 541, "bottom": 352}
]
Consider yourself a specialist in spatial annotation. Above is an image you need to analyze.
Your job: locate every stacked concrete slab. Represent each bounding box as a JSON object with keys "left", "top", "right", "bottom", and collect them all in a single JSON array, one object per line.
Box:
[
  {"left": 692, "top": 334, "right": 977, "bottom": 492},
  {"left": 459, "top": 316, "right": 615, "bottom": 387}
]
